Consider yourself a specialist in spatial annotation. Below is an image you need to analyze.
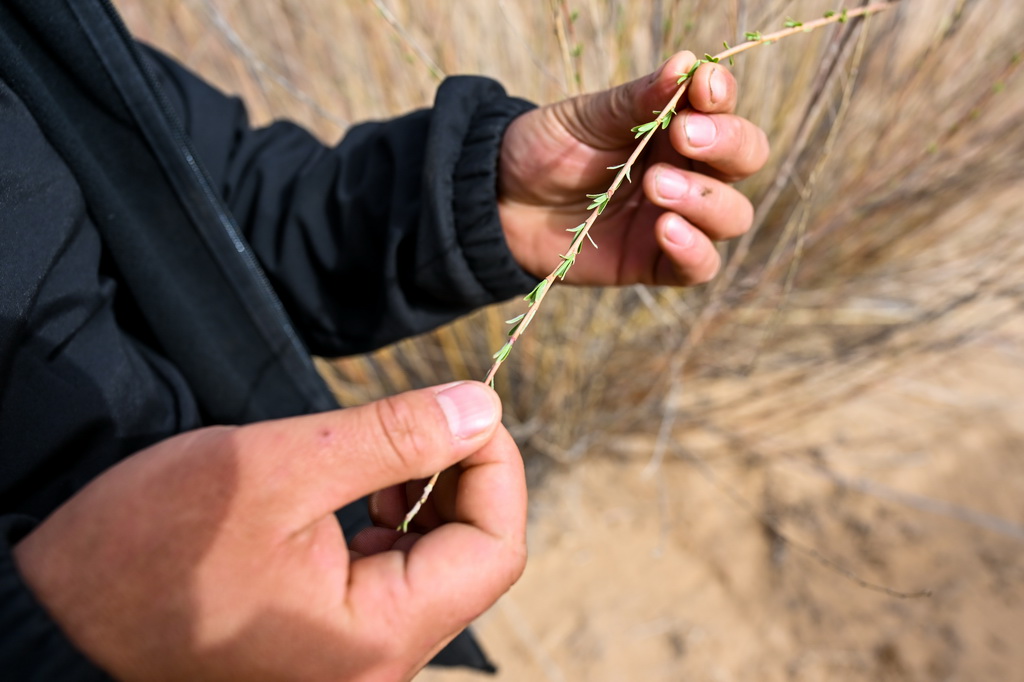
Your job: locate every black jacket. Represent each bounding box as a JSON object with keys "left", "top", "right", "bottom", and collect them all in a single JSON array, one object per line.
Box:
[{"left": 0, "top": 1, "right": 535, "bottom": 678}]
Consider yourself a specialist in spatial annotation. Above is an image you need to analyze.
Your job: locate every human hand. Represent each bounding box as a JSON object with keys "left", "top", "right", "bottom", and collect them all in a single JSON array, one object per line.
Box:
[
  {"left": 13, "top": 382, "right": 525, "bottom": 682},
  {"left": 498, "top": 51, "right": 770, "bottom": 286}
]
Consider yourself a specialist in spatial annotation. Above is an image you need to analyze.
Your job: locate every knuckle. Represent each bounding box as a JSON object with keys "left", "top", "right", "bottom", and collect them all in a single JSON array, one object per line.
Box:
[
  {"left": 611, "top": 83, "right": 635, "bottom": 124},
  {"left": 722, "top": 115, "right": 745, "bottom": 151},
  {"left": 504, "top": 543, "right": 529, "bottom": 586},
  {"left": 750, "top": 125, "right": 771, "bottom": 170},
  {"left": 372, "top": 395, "right": 442, "bottom": 477},
  {"left": 736, "top": 120, "right": 769, "bottom": 173},
  {"left": 365, "top": 584, "right": 411, "bottom": 654},
  {"left": 702, "top": 250, "right": 723, "bottom": 282},
  {"left": 717, "top": 192, "right": 755, "bottom": 239},
  {"left": 737, "top": 197, "right": 755, "bottom": 235},
  {"left": 688, "top": 249, "right": 721, "bottom": 285}
]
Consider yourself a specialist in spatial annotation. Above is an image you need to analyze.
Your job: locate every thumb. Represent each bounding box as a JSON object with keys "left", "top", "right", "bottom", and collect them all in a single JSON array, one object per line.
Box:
[
  {"left": 553, "top": 50, "right": 697, "bottom": 149},
  {"left": 234, "top": 381, "right": 503, "bottom": 526}
]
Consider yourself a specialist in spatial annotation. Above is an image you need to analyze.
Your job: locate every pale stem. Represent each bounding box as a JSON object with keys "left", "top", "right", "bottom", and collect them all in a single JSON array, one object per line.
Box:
[{"left": 398, "top": 2, "right": 896, "bottom": 533}]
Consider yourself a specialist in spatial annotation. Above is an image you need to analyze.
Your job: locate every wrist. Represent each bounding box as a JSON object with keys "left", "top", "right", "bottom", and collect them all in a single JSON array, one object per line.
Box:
[{"left": 446, "top": 79, "right": 538, "bottom": 299}]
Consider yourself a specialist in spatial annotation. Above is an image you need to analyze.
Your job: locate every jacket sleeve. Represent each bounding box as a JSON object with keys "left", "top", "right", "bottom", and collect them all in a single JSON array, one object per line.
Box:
[
  {"left": 0, "top": 517, "right": 112, "bottom": 681},
  {"left": 141, "top": 46, "right": 538, "bottom": 358}
]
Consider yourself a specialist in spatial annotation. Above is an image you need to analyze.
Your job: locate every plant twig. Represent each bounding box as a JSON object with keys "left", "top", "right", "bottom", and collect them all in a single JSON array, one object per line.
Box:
[
  {"left": 198, "top": 0, "right": 350, "bottom": 129},
  {"left": 369, "top": 0, "right": 445, "bottom": 82},
  {"left": 672, "top": 441, "right": 931, "bottom": 599},
  {"left": 551, "top": 0, "right": 584, "bottom": 94},
  {"left": 399, "top": 2, "right": 897, "bottom": 533}
]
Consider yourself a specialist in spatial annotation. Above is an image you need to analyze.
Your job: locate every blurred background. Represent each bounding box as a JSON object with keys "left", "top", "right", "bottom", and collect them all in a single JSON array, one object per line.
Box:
[{"left": 118, "top": 1, "right": 1024, "bottom": 679}]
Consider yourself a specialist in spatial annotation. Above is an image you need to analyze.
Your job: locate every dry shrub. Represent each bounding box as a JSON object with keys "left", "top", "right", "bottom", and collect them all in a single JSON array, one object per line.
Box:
[{"left": 120, "top": 0, "right": 1024, "bottom": 472}]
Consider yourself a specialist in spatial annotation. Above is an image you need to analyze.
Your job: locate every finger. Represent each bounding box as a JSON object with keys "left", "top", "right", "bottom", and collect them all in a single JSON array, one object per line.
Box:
[
  {"left": 424, "top": 467, "right": 460, "bottom": 524},
  {"left": 553, "top": 50, "right": 698, "bottom": 150},
  {"left": 345, "top": 426, "right": 527, "bottom": 636},
  {"left": 369, "top": 479, "right": 445, "bottom": 533},
  {"left": 350, "top": 526, "right": 424, "bottom": 556},
  {"left": 668, "top": 111, "right": 770, "bottom": 182},
  {"left": 400, "top": 478, "right": 446, "bottom": 531},
  {"left": 349, "top": 526, "right": 404, "bottom": 556},
  {"left": 367, "top": 485, "right": 407, "bottom": 526},
  {"left": 371, "top": 464, "right": 469, "bottom": 532},
  {"left": 644, "top": 163, "right": 754, "bottom": 241},
  {"left": 654, "top": 213, "right": 722, "bottom": 286},
  {"left": 686, "top": 62, "right": 738, "bottom": 114},
  {"left": 234, "top": 381, "right": 503, "bottom": 526}
]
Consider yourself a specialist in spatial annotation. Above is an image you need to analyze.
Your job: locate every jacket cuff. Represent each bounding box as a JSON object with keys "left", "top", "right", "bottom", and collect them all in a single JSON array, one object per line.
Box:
[
  {"left": 0, "top": 517, "right": 111, "bottom": 681},
  {"left": 429, "top": 76, "right": 539, "bottom": 303}
]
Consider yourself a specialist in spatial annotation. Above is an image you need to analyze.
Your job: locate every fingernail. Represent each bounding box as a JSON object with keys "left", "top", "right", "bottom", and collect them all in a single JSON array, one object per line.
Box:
[
  {"left": 664, "top": 215, "right": 694, "bottom": 248},
  {"left": 655, "top": 170, "right": 688, "bottom": 200},
  {"left": 435, "top": 382, "right": 497, "bottom": 439},
  {"left": 708, "top": 66, "right": 727, "bottom": 104},
  {"left": 684, "top": 112, "right": 716, "bottom": 148}
]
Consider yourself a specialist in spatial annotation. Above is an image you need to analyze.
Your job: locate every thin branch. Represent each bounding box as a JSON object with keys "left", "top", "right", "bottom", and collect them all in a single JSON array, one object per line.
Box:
[
  {"left": 368, "top": 0, "right": 445, "bottom": 82},
  {"left": 196, "top": 0, "right": 349, "bottom": 129},
  {"left": 399, "top": 2, "right": 898, "bottom": 533},
  {"left": 673, "top": 442, "right": 931, "bottom": 599}
]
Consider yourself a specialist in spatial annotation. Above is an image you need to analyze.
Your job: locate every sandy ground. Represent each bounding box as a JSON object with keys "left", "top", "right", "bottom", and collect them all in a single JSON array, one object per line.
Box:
[
  {"left": 110, "top": 5, "right": 1024, "bottom": 679},
  {"left": 420, "top": 319, "right": 1024, "bottom": 682}
]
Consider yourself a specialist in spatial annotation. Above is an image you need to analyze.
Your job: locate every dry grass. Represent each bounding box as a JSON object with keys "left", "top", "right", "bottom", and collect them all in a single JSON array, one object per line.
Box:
[
  {"left": 120, "top": 0, "right": 1024, "bottom": 453},
  {"left": 119, "top": 0, "right": 1024, "bottom": 677}
]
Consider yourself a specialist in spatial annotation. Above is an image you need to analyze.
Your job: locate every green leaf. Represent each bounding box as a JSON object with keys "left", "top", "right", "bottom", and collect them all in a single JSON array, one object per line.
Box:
[
  {"left": 524, "top": 280, "right": 547, "bottom": 304},
  {"left": 506, "top": 312, "right": 527, "bottom": 336},
  {"left": 703, "top": 53, "right": 720, "bottom": 63},
  {"left": 630, "top": 120, "right": 658, "bottom": 138},
  {"left": 492, "top": 341, "right": 513, "bottom": 362},
  {"left": 744, "top": 30, "right": 762, "bottom": 41},
  {"left": 570, "top": 225, "right": 598, "bottom": 250},
  {"left": 839, "top": 9, "right": 849, "bottom": 23},
  {"left": 677, "top": 60, "right": 702, "bottom": 84},
  {"left": 784, "top": 18, "right": 803, "bottom": 28},
  {"left": 658, "top": 107, "right": 677, "bottom": 130},
  {"left": 823, "top": 10, "right": 835, "bottom": 18},
  {"left": 586, "top": 192, "right": 610, "bottom": 213},
  {"left": 606, "top": 162, "right": 626, "bottom": 170},
  {"left": 566, "top": 222, "right": 586, "bottom": 234},
  {"left": 554, "top": 253, "right": 575, "bottom": 280}
]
